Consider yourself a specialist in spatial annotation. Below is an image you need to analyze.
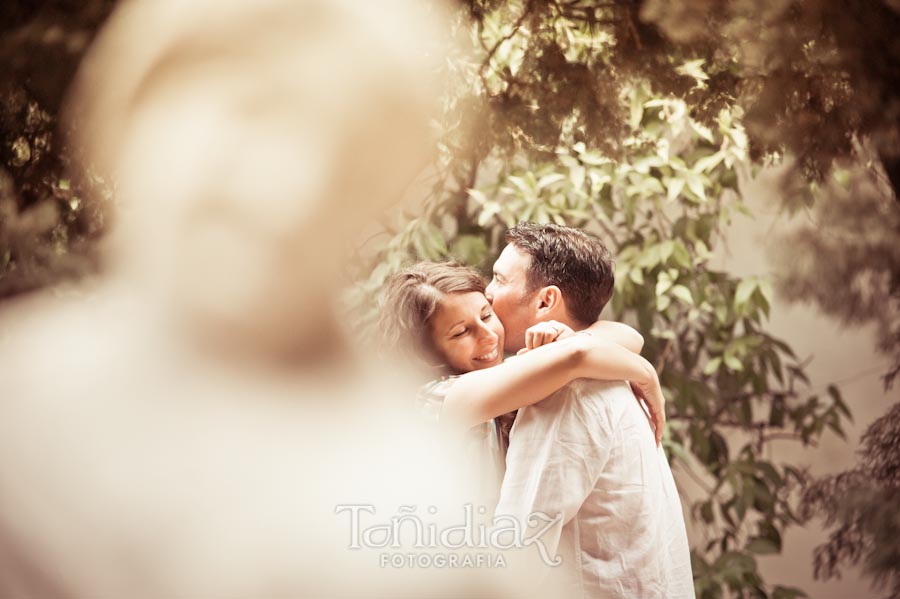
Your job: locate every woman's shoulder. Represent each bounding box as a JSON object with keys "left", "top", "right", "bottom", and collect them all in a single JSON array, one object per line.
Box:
[
  {"left": 418, "top": 375, "right": 459, "bottom": 397},
  {"left": 416, "top": 375, "right": 459, "bottom": 423}
]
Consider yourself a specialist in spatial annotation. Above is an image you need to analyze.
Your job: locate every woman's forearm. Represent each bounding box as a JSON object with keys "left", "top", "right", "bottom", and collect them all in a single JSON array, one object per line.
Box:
[
  {"left": 440, "top": 335, "right": 655, "bottom": 429},
  {"left": 570, "top": 335, "right": 657, "bottom": 389},
  {"left": 583, "top": 320, "right": 644, "bottom": 354},
  {"left": 440, "top": 338, "right": 583, "bottom": 428}
]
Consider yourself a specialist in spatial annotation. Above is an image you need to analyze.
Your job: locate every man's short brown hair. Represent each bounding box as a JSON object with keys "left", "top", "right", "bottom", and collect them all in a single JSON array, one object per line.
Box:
[{"left": 506, "top": 222, "right": 614, "bottom": 325}]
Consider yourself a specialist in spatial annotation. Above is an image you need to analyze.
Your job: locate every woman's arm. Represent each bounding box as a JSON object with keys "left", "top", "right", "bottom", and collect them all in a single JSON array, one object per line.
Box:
[
  {"left": 441, "top": 334, "right": 663, "bottom": 442},
  {"left": 522, "top": 320, "right": 644, "bottom": 354},
  {"left": 582, "top": 320, "right": 644, "bottom": 354}
]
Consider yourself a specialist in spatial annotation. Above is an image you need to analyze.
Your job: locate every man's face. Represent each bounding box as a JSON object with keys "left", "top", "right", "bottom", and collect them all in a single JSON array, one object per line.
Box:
[{"left": 485, "top": 244, "right": 538, "bottom": 353}]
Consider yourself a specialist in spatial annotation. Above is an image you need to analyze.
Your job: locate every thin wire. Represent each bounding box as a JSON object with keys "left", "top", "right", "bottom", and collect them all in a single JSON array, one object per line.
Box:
[{"left": 805, "top": 361, "right": 895, "bottom": 395}]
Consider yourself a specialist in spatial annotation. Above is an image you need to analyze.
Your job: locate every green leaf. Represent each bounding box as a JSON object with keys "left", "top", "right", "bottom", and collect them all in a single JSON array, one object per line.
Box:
[
  {"left": 757, "top": 291, "right": 771, "bottom": 318},
  {"left": 629, "top": 268, "right": 644, "bottom": 285},
  {"left": 734, "top": 279, "right": 757, "bottom": 308},
  {"left": 638, "top": 244, "right": 663, "bottom": 269},
  {"left": 693, "top": 152, "right": 724, "bottom": 173},
  {"left": 656, "top": 272, "right": 674, "bottom": 296},
  {"left": 832, "top": 169, "right": 851, "bottom": 189},
  {"left": 569, "top": 165, "right": 586, "bottom": 189},
  {"left": 746, "top": 538, "right": 779, "bottom": 555},
  {"left": 630, "top": 94, "right": 644, "bottom": 129},
  {"left": 772, "top": 585, "right": 808, "bottom": 599},
  {"left": 468, "top": 188, "right": 489, "bottom": 204},
  {"left": 659, "top": 240, "right": 675, "bottom": 264},
  {"left": 770, "top": 351, "right": 784, "bottom": 385},
  {"left": 738, "top": 398, "right": 752, "bottom": 425},
  {"left": 580, "top": 151, "right": 612, "bottom": 167},
  {"left": 666, "top": 438, "right": 691, "bottom": 464},
  {"left": 672, "top": 241, "right": 692, "bottom": 268},
  {"left": 735, "top": 489, "right": 748, "bottom": 522},
  {"left": 724, "top": 354, "right": 743, "bottom": 371},
  {"left": 768, "top": 396, "right": 785, "bottom": 427},
  {"left": 477, "top": 201, "right": 502, "bottom": 227},
  {"left": 757, "top": 520, "right": 783, "bottom": 550},
  {"left": 636, "top": 176, "right": 665, "bottom": 196},
  {"left": 720, "top": 499, "right": 736, "bottom": 528},
  {"left": 657, "top": 294, "right": 672, "bottom": 312},
  {"left": 827, "top": 384, "right": 852, "bottom": 420},
  {"left": 666, "top": 177, "right": 685, "bottom": 202},
  {"left": 686, "top": 173, "right": 708, "bottom": 202},
  {"left": 677, "top": 59, "right": 710, "bottom": 84},
  {"left": 758, "top": 279, "right": 774, "bottom": 305},
  {"left": 671, "top": 285, "right": 694, "bottom": 305},
  {"left": 537, "top": 173, "right": 566, "bottom": 189},
  {"left": 703, "top": 357, "right": 722, "bottom": 376},
  {"left": 826, "top": 416, "right": 847, "bottom": 440},
  {"left": 689, "top": 120, "right": 714, "bottom": 143}
]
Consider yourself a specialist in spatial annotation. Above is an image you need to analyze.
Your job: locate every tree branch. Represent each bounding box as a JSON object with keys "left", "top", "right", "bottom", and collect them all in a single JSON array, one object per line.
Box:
[{"left": 479, "top": 1, "right": 533, "bottom": 93}]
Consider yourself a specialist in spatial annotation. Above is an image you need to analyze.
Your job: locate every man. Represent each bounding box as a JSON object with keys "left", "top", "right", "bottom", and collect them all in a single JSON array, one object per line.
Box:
[{"left": 486, "top": 222, "right": 694, "bottom": 598}]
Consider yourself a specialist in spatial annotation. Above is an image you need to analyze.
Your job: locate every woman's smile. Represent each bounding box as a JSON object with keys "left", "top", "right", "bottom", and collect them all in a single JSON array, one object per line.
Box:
[
  {"left": 473, "top": 346, "right": 499, "bottom": 363},
  {"left": 429, "top": 291, "right": 506, "bottom": 374}
]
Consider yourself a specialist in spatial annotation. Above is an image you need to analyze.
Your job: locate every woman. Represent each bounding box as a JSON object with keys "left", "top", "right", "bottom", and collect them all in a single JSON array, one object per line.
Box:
[{"left": 379, "top": 261, "right": 664, "bottom": 441}]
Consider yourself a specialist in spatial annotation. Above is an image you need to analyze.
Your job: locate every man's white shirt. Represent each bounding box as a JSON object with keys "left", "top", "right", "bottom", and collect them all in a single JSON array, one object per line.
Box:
[{"left": 495, "top": 379, "right": 695, "bottom": 599}]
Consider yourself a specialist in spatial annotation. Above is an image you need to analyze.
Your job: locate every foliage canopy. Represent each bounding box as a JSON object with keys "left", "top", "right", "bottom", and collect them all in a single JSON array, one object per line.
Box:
[{"left": 348, "top": 3, "right": 877, "bottom": 597}]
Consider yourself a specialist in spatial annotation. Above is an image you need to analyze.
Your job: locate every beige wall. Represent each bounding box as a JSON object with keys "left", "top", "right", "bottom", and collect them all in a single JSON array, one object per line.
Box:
[{"left": 710, "top": 172, "right": 895, "bottom": 599}]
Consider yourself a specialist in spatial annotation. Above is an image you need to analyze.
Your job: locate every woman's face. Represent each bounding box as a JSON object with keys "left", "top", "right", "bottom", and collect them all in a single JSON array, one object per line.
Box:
[{"left": 430, "top": 291, "right": 505, "bottom": 374}]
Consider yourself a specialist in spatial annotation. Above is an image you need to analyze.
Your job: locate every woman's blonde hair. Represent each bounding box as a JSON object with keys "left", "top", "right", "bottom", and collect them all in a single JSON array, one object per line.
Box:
[{"left": 379, "top": 261, "right": 486, "bottom": 370}]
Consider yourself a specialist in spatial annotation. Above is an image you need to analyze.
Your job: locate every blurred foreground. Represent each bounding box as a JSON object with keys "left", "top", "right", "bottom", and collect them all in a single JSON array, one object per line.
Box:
[{"left": 0, "top": 0, "right": 545, "bottom": 596}]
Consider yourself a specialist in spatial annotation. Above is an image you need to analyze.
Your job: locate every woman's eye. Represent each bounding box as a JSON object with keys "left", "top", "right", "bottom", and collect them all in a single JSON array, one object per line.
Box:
[
  {"left": 481, "top": 313, "right": 492, "bottom": 321},
  {"left": 452, "top": 329, "right": 466, "bottom": 338}
]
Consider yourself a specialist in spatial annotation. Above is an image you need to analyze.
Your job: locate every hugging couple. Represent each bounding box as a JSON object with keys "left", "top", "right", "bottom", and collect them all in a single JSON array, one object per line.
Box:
[{"left": 380, "top": 222, "right": 694, "bottom": 598}]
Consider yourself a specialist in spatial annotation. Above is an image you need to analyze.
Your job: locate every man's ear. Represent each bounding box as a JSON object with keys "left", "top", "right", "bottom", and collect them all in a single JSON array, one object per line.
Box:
[{"left": 535, "top": 285, "right": 563, "bottom": 317}]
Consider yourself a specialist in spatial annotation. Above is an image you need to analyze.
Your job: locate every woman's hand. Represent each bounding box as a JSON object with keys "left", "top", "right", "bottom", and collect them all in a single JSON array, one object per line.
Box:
[
  {"left": 630, "top": 378, "right": 666, "bottom": 446},
  {"left": 517, "top": 320, "right": 575, "bottom": 354}
]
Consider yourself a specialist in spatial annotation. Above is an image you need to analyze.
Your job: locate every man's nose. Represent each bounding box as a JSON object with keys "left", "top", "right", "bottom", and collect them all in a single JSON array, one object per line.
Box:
[{"left": 485, "top": 282, "right": 495, "bottom": 303}]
